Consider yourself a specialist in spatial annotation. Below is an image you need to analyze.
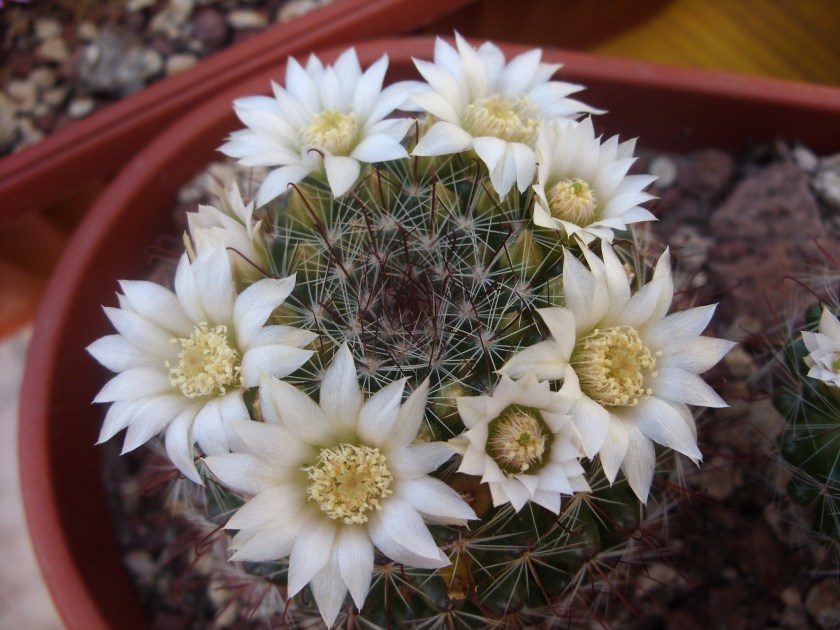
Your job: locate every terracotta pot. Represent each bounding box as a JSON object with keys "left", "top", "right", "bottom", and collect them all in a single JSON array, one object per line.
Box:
[{"left": 19, "top": 36, "right": 840, "bottom": 629}]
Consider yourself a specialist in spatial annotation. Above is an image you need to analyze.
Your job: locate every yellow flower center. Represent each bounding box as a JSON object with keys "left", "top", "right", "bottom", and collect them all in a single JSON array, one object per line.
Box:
[
  {"left": 300, "top": 110, "right": 358, "bottom": 155},
  {"left": 488, "top": 406, "right": 549, "bottom": 474},
  {"left": 462, "top": 94, "right": 540, "bottom": 144},
  {"left": 547, "top": 178, "right": 597, "bottom": 225},
  {"left": 306, "top": 443, "right": 393, "bottom": 525},
  {"left": 572, "top": 326, "right": 657, "bottom": 407},
  {"left": 832, "top": 355, "right": 840, "bottom": 372},
  {"left": 167, "top": 322, "right": 241, "bottom": 398}
]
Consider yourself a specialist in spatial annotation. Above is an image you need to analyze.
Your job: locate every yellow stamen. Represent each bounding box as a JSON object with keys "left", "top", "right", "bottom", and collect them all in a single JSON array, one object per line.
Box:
[
  {"left": 167, "top": 322, "right": 241, "bottom": 398},
  {"left": 572, "top": 326, "right": 656, "bottom": 407},
  {"left": 547, "top": 178, "right": 597, "bottom": 225},
  {"left": 488, "top": 407, "right": 548, "bottom": 474},
  {"left": 462, "top": 94, "right": 540, "bottom": 144},
  {"left": 300, "top": 110, "right": 358, "bottom": 155},
  {"left": 306, "top": 443, "right": 393, "bottom": 525}
]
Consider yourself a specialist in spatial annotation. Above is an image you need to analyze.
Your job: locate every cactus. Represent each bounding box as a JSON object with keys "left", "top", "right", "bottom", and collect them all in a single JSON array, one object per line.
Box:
[
  {"left": 90, "top": 38, "right": 733, "bottom": 628},
  {"left": 774, "top": 304, "right": 840, "bottom": 551}
]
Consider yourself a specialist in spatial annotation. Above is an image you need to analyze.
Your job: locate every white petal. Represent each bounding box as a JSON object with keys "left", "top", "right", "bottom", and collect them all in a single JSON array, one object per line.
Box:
[
  {"left": 370, "top": 498, "right": 446, "bottom": 565},
  {"left": 87, "top": 334, "right": 159, "bottom": 372},
  {"left": 643, "top": 304, "right": 717, "bottom": 349},
  {"left": 173, "top": 253, "right": 205, "bottom": 323},
  {"left": 413, "top": 121, "right": 474, "bottom": 155},
  {"left": 537, "top": 307, "right": 576, "bottom": 359},
  {"left": 223, "top": 484, "right": 305, "bottom": 530},
  {"left": 93, "top": 367, "right": 172, "bottom": 403},
  {"left": 472, "top": 136, "right": 507, "bottom": 174},
  {"left": 389, "top": 442, "right": 455, "bottom": 480},
  {"left": 398, "top": 477, "right": 476, "bottom": 525},
  {"left": 119, "top": 280, "right": 192, "bottom": 337},
  {"left": 353, "top": 54, "right": 387, "bottom": 121},
  {"left": 358, "top": 378, "right": 405, "bottom": 446},
  {"left": 165, "top": 405, "right": 201, "bottom": 483},
  {"left": 499, "top": 48, "right": 542, "bottom": 96},
  {"left": 631, "top": 395, "right": 704, "bottom": 461},
  {"left": 510, "top": 142, "right": 537, "bottom": 192},
  {"left": 234, "top": 275, "right": 296, "bottom": 349},
  {"left": 600, "top": 242, "right": 631, "bottom": 317},
  {"left": 97, "top": 400, "right": 138, "bottom": 443},
  {"left": 260, "top": 373, "right": 332, "bottom": 443},
  {"left": 388, "top": 379, "right": 429, "bottom": 448},
  {"left": 650, "top": 367, "right": 728, "bottom": 408},
  {"left": 410, "top": 91, "right": 459, "bottom": 123},
  {"left": 203, "top": 453, "right": 284, "bottom": 497},
  {"left": 324, "top": 155, "right": 361, "bottom": 196},
  {"left": 102, "top": 306, "right": 175, "bottom": 358},
  {"left": 193, "top": 248, "right": 237, "bottom": 325},
  {"left": 229, "top": 419, "right": 310, "bottom": 464},
  {"left": 240, "top": 345, "right": 313, "bottom": 387},
  {"left": 319, "top": 343, "right": 363, "bottom": 429},
  {"left": 257, "top": 165, "right": 315, "bottom": 206},
  {"left": 285, "top": 56, "right": 319, "bottom": 110},
  {"left": 310, "top": 557, "right": 347, "bottom": 628},
  {"left": 562, "top": 253, "right": 608, "bottom": 333},
  {"left": 622, "top": 425, "right": 656, "bottom": 503},
  {"left": 531, "top": 490, "right": 561, "bottom": 514},
  {"left": 121, "top": 395, "right": 188, "bottom": 453},
  {"left": 336, "top": 527, "right": 374, "bottom": 610},
  {"left": 193, "top": 397, "right": 232, "bottom": 455},
  {"left": 288, "top": 518, "right": 337, "bottom": 597},
  {"left": 351, "top": 134, "right": 409, "bottom": 163},
  {"left": 659, "top": 336, "right": 736, "bottom": 373},
  {"left": 598, "top": 417, "right": 628, "bottom": 483},
  {"left": 498, "top": 340, "right": 567, "bottom": 381},
  {"left": 567, "top": 387, "right": 610, "bottom": 458},
  {"left": 230, "top": 518, "right": 305, "bottom": 562}
]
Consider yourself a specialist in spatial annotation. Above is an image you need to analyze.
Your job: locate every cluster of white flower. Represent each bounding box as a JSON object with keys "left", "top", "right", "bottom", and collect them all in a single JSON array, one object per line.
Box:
[{"left": 88, "top": 35, "right": 733, "bottom": 626}]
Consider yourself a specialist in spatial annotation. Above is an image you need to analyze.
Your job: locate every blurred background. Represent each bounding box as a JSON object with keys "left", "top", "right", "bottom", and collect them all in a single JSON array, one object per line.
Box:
[{"left": 1, "top": 0, "right": 838, "bottom": 627}]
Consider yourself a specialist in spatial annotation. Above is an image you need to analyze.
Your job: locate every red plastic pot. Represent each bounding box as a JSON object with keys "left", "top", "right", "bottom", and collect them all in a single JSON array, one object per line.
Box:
[{"left": 19, "top": 36, "right": 840, "bottom": 629}]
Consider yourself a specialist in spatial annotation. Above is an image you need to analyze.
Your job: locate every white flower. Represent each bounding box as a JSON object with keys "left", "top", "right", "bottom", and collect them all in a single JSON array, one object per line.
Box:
[
  {"left": 186, "top": 180, "right": 268, "bottom": 282},
  {"left": 450, "top": 374, "right": 590, "bottom": 514},
  {"left": 410, "top": 33, "right": 599, "bottom": 196},
  {"left": 532, "top": 117, "right": 657, "bottom": 246},
  {"left": 87, "top": 248, "right": 316, "bottom": 483},
  {"left": 802, "top": 307, "right": 840, "bottom": 387},
  {"left": 205, "top": 344, "right": 476, "bottom": 627},
  {"left": 220, "top": 48, "right": 414, "bottom": 205},
  {"left": 500, "top": 243, "right": 735, "bottom": 502}
]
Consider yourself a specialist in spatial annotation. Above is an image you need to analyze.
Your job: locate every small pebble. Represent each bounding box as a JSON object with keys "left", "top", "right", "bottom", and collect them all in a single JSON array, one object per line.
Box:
[
  {"left": 723, "top": 346, "right": 755, "bottom": 381},
  {"left": 228, "top": 9, "right": 269, "bottom": 30},
  {"left": 77, "top": 21, "right": 99, "bottom": 42},
  {"left": 15, "top": 118, "right": 45, "bottom": 149},
  {"left": 43, "top": 85, "right": 70, "bottom": 108},
  {"left": 166, "top": 53, "right": 198, "bottom": 76},
  {"left": 806, "top": 579, "right": 840, "bottom": 629},
  {"left": 67, "top": 97, "right": 95, "bottom": 119},
  {"left": 0, "top": 94, "right": 20, "bottom": 153},
  {"left": 814, "top": 166, "right": 840, "bottom": 212},
  {"left": 277, "top": 0, "right": 325, "bottom": 22},
  {"left": 6, "top": 79, "right": 38, "bottom": 112},
  {"left": 36, "top": 38, "right": 71, "bottom": 64},
  {"left": 28, "top": 67, "right": 58, "bottom": 89},
  {"left": 649, "top": 154, "right": 677, "bottom": 189},
  {"left": 35, "top": 18, "right": 63, "bottom": 42},
  {"left": 792, "top": 145, "right": 819, "bottom": 172},
  {"left": 127, "top": 0, "right": 157, "bottom": 11}
]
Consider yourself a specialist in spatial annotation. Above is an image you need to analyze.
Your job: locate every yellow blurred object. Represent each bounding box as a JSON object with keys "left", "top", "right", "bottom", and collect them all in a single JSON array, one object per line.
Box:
[{"left": 595, "top": 0, "right": 840, "bottom": 86}]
